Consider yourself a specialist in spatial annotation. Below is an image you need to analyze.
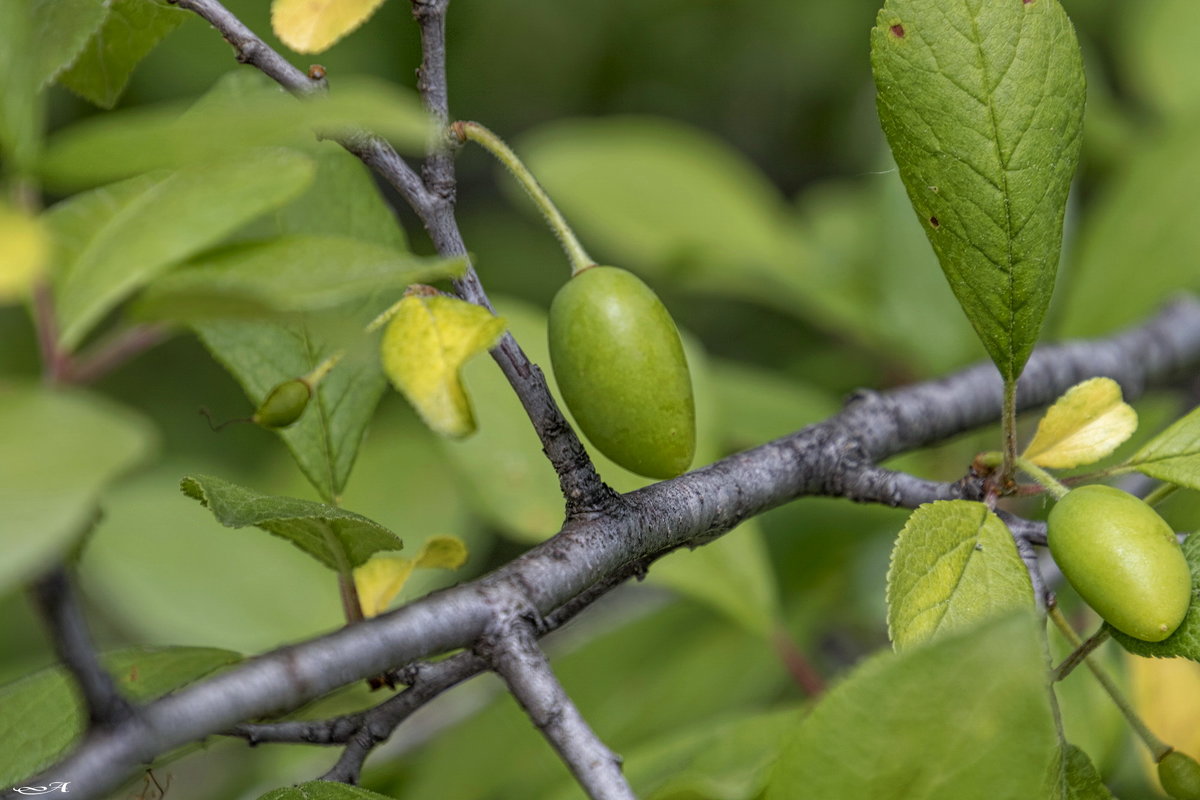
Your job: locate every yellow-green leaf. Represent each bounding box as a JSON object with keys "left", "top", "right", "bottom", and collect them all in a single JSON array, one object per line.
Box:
[
  {"left": 414, "top": 534, "right": 468, "bottom": 570},
  {"left": 271, "top": 0, "right": 388, "bottom": 54},
  {"left": 0, "top": 203, "right": 48, "bottom": 302},
  {"left": 380, "top": 294, "right": 506, "bottom": 438},
  {"left": 354, "top": 535, "right": 468, "bottom": 617},
  {"left": 1023, "top": 377, "right": 1138, "bottom": 469}
]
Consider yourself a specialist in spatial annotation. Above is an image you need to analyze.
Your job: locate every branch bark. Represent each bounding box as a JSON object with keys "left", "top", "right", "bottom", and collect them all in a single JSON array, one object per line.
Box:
[
  {"left": 485, "top": 613, "right": 636, "bottom": 800},
  {"left": 14, "top": 297, "right": 1200, "bottom": 800},
  {"left": 29, "top": 567, "right": 136, "bottom": 731}
]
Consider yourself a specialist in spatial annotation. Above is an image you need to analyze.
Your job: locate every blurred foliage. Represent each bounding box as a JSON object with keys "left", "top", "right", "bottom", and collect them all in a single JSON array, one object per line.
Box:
[{"left": 1, "top": 0, "right": 1198, "bottom": 798}]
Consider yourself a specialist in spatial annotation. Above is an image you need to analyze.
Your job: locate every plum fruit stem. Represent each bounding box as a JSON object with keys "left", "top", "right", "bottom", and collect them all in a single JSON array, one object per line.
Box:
[
  {"left": 451, "top": 120, "right": 595, "bottom": 276},
  {"left": 1049, "top": 605, "right": 1172, "bottom": 762}
]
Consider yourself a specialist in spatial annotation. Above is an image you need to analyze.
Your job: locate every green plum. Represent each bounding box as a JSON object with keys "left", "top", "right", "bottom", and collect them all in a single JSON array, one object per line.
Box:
[
  {"left": 252, "top": 378, "right": 311, "bottom": 429},
  {"left": 1047, "top": 484, "right": 1191, "bottom": 642},
  {"left": 548, "top": 266, "right": 695, "bottom": 479},
  {"left": 1160, "top": 751, "right": 1200, "bottom": 800}
]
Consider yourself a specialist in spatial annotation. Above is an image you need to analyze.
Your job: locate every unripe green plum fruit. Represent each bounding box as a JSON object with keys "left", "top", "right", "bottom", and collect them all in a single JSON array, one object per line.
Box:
[
  {"left": 548, "top": 266, "right": 695, "bottom": 479},
  {"left": 1047, "top": 484, "right": 1191, "bottom": 642},
  {"left": 253, "top": 379, "right": 311, "bottom": 429},
  {"left": 1159, "top": 751, "right": 1200, "bottom": 800}
]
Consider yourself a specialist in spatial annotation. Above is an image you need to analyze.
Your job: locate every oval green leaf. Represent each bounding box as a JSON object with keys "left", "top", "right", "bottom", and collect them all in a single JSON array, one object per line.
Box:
[
  {"left": 886, "top": 500, "right": 1034, "bottom": 651},
  {"left": 871, "top": 0, "right": 1086, "bottom": 380},
  {"left": 1129, "top": 404, "right": 1200, "bottom": 491},
  {"left": 180, "top": 474, "right": 402, "bottom": 572}
]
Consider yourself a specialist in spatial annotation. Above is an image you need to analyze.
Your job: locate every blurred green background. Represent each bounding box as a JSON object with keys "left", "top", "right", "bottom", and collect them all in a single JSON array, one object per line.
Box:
[{"left": 4, "top": 0, "right": 1200, "bottom": 797}]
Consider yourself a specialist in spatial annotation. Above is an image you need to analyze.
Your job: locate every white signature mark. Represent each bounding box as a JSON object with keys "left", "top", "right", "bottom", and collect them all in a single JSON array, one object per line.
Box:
[{"left": 12, "top": 783, "right": 70, "bottom": 795}]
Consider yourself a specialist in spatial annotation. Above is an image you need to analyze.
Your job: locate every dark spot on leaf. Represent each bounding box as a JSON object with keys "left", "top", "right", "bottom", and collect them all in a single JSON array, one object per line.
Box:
[
  {"left": 890, "top": 23, "right": 905, "bottom": 38},
  {"left": 929, "top": 185, "right": 939, "bottom": 193},
  {"left": 1023, "top": 0, "right": 1034, "bottom": 4},
  {"left": 929, "top": 216, "right": 940, "bottom": 228}
]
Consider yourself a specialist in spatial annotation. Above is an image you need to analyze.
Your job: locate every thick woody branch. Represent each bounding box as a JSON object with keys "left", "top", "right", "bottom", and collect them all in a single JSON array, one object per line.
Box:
[
  {"left": 230, "top": 559, "right": 648, "bottom": 782},
  {"left": 16, "top": 298, "right": 1200, "bottom": 800},
  {"left": 30, "top": 567, "right": 135, "bottom": 730},
  {"left": 485, "top": 614, "right": 635, "bottom": 800}
]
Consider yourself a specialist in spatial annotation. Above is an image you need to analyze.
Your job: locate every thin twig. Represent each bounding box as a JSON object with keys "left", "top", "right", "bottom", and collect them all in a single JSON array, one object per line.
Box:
[
  {"left": 64, "top": 324, "right": 171, "bottom": 384},
  {"left": 30, "top": 567, "right": 136, "bottom": 729},
  {"left": 486, "top": 616, "right": 636, "bottom": 800},
  {"left": 1051, "top": 623, "right": 1111, "bottom": 682}
]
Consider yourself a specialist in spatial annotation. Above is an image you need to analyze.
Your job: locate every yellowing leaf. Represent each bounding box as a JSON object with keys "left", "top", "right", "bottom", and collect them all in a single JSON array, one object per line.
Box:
[
  {"left": 1022, "top": 377, "right": 1138, "bottom": 469},
  {"left": 0, "top": 204, "right": 49, "bottom": 302},
  {"left": 271, "top": 0, "right": 387, "bottom": 54},
  {"left": 353, "top": 535, "right": 468, "bottom": 617},
  {"left": 354, "top": 555, "right": 415, "bottom": 618},
  {"left": 380, "top": 294, "right": 506, "bottom": 438},
  {"left": 414, "top": 534, "right": 468, "bottom": 570},
  {"left": 1129, "top": 653, "right": 1200, "bottom": 786}
]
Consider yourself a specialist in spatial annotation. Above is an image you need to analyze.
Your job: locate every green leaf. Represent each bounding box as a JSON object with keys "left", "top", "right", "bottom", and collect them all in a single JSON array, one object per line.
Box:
[
  {"left": 1055, "top": 126, "right": 1200, "bottom": 338},
  {"left": 43, "top": 74, "right": 430, "bottom": 187},
  {"left": 379, "top": 293, "right": 507, "bottom": 438},
  {"left": 767, "top": 612, "right": 1057, "bottom": 800},
  {"left": 135, "top": 236, "right": 462, "bottom": 322},
  {"left": 1023, "top": 377, "right": 1138, "bottom": 470},
  {"left": 518, "top": 116, "right": 790, "bottom": 279},
  {"left": 0, "top": 646, "right": 239, "bottom": 786},
  {"left": 56, "top": 0, "right": 187, "bottom": 109},
  {"left": 194, "top": 317, "right": 385, "bottom": 503},
  {"left": 180, "top": 474, "right": 402, "bottom": 572},
  {"left": 0, "top": 383, "right": 155, "bottom": 594},
  {"left": 79, "top": 464, "right": 347, "bottom": 653},
  {"left": 1111, "top": 532, "right": 1200, "bottom": 660},
  {"left": 48, "top": 148, "right": 316, "bottom": 351},
  {"left": 1044, "top": 743, "right": 1115, "bottom": 800},
  {"left": 0, "top": 0, "right": 42, "bottom": 173},
  {"left": 272, "top": 0, "right": 388, "bottom": 54},
  {"left": 30, "top": 0, "right": 109, "bottom": 89},
  {"left": 1129, "top": 404, "right": 1200, "bottom": 490},
  {"left": 260, "top": 782, "right": 398, "bottom": 800},
  {"left": 886, "top": 501, "right": 1034, "bottom": 651},
  {"left": 273, "top": 140, "right": 409, "bottom": 252},
  {"left": 871, "top": 0, "right": 1086, "bottom": 381}
]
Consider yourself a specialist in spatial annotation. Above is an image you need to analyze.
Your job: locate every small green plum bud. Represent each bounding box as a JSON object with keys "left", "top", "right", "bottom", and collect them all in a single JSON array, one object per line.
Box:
[
  {"left": 1159, "top": 751, "right": 1200, "bottom": 800},
  {"left": 548, "top": 266, "right": 695, "bottom": 479},
  {"left": 252, "top": 379, "right": 311, "bottom": 429},
  {"left": 1047, "top": 484, "right": 1191, "bottom": 642}
]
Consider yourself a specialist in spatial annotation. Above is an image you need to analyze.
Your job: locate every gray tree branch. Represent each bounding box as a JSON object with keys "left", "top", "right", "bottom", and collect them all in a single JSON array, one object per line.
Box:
[
  {"left": 484, "top": 611, "right": 636, "bottom": 800},
  {"left": 29, "top": 566, "right": 135, "bottom": 731},
  {"left": 13, "top": 297, "right": 1200, "bottom": 800}
]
